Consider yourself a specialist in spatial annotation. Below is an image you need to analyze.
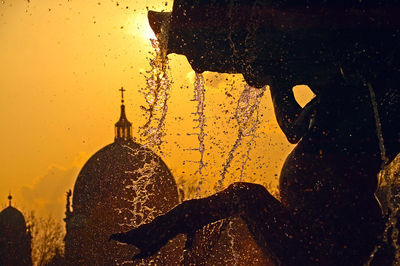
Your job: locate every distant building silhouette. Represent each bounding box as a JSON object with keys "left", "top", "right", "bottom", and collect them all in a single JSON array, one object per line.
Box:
[
  {"left": 0, "top": 194, "right": 32, "bottom": 266},
  {"left": 64, "top": 88, "right": 183, "bottom": 265}
]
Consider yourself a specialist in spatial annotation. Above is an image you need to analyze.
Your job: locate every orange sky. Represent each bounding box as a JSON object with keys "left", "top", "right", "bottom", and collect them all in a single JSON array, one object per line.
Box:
[{"left": 0, "top": 0, "right": 314, "bottom": 221}]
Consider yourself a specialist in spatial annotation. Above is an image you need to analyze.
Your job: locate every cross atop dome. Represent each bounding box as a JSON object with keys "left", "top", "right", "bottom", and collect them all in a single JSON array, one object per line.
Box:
[
  {"left": 115, "top": 87, "right": 133, "bottom": 142},
  {"left": 8, "top": 193, "right": 12, "bottom": 206},
  {"left": 119, "top": 87, "right": 125, "bottom": 104}
]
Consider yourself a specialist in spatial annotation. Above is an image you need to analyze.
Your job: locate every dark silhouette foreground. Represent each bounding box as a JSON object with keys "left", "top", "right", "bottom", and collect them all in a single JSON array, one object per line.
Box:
[
  {"left": 111, "top": 1, "right": 400, "bottom": 264},
  {"left": 110, "top": 71, "right": 399, "bottom": 265}
]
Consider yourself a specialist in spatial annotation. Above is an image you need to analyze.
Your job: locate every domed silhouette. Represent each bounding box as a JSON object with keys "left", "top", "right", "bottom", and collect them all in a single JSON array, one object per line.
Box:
[
  {"left": 0, "top": 194, "right": 32, "bottom": 266},
  {"left": 64, "top": 88, "right": 183, "bottom": 265}
]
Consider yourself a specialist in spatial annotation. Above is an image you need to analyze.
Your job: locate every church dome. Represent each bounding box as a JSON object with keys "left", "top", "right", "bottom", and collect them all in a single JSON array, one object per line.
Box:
[
  {"left": 0, "top": 206, "right": 27, "bottom": 233},
  {"left": 64, "top": 89, "right": 183, "bottom": 265},
  {"left": 0, "top": 195, "right": 32, "bottom": 266},
  {"left": 72, "top": 140, "right": 178, "bottom": 216}
]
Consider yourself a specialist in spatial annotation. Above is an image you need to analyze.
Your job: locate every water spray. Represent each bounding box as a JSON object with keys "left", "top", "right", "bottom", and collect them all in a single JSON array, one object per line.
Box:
[
  {"left": 183, "top": 73, "right": 207, "bottom": 197},
  {"left": 140, "top": 39, "right": 171, "bottom": 150},
  {"left": 216, "top": 84, "right": 266, "bottom": 190}
]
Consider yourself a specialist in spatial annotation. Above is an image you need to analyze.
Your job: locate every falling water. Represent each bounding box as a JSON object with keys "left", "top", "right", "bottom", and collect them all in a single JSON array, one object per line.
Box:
[
  {"left": 210, "top": 84, "right": 266, "bottom": 266},
  {"left": 140, "top": 39, "right": 170, "bottom": 150},
  {"left": 216, "top": 84, "right": 266, "bottom": 190},
  {"left": 239, "top": 94, "right": 263, "bottom": 182},
  {"left": 183, "top": 73, "right": 207, "bottom": 197},
  {"left": 227, "top": 219, "right": 239, "bottom": 266},
  {"left": 366, "top": 82, "right": 400, "bottom": 265},
  {"left": 117, "top": 145, "right": 164, "bottom": 266}
]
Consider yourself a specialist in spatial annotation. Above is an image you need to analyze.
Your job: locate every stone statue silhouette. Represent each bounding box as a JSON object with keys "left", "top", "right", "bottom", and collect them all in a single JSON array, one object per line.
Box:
[
  {"left": 110, "top": 73, "right": 399, "bottom": 265},
  {"left": 111, "top": 0, "right": 400, "bottom": 264}
]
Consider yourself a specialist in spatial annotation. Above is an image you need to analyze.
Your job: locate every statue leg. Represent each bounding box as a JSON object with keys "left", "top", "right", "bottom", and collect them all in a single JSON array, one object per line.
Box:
[{"left": 110, "top": 182, "right": 299, "bottom": 263}]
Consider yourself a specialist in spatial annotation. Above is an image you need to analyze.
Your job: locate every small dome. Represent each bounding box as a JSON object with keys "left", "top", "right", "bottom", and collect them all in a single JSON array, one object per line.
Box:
[
  {"left": 0, "top": 206, "right": 27, "bottom": 233},
  {"left": 0, "top": 202, "right": 32, "bottom": 266}
]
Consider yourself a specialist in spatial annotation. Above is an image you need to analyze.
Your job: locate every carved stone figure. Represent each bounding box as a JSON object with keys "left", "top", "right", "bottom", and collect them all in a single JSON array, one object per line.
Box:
[{"left": 111, "top": 1, "right": 400, "bottom": 264}]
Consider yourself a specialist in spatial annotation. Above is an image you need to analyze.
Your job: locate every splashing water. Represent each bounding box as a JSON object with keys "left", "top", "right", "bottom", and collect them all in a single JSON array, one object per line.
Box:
[
  {"left": 216, "top": 84, "right": 266, "bottom": 265},
  {"left": 227, "top": 219, "right": 239, "bottom": 266},
  {"left": 140, "top": 39, "right": 170, "bottom": 150},
  {"left": 367, "top": 82, "right": 400, "bottom": 265},
  {"left": 216, "top": 84, "right": 266, "bottom": 190},
  {"left": 368, "top": 164, "right": 400, "bottom": 265},
  {"left": 192, "top": 73, "right": 206, "bottom": 176},
  {"left": 239, "top": 91, "right": 263, "bottom": 182},
  {"left": 182, "top": 73, "right": 207, "bottom": 196},
  {"left": 116, "top": 145, "right": 164, "bottom": 266}
]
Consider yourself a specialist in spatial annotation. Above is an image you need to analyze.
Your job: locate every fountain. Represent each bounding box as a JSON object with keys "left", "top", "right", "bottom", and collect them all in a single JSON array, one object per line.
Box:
[{"left": 111, "top": 1, "right": 400, "bottom": 265}]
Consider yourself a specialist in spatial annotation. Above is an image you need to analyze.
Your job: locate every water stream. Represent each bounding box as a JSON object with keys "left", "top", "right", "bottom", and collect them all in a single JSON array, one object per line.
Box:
[
  {"left": 367, "top": 82, "right": 400, "bottom": 265},
  {"left": 216, "top": 84, "right": 266, "bottom": 190},
  {"left": 186, "top": 72, "right": 207, "bottom": 197},
  {"left": 139, "top": 39, "right": 170, "bottom": 150}
]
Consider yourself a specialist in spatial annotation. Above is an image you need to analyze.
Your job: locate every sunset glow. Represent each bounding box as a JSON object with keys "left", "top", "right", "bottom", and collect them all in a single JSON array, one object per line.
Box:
[
  {"left": 126, "top": 14, "right": 157, "bottom": 41},
  {"left": 0, "top": 0, "right": 313, "bottom": 223}
]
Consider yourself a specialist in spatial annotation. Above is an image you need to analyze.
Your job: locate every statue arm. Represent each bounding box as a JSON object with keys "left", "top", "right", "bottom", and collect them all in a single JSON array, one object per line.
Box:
[
  {"left": 110, "top": 182, "right": 295, "bottom": 263},
  {"left": 270, "top": 82, "right": 317, "bottom": 144}
]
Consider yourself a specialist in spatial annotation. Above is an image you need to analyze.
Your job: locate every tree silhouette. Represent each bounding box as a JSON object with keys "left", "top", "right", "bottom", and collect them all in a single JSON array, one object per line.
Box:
[{"left": 25, "top": 212, "right": 64, "bottom": 266}]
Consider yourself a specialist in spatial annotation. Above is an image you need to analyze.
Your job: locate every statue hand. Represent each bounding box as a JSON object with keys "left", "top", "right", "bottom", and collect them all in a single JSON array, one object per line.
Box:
[{"left": 109, "top": 221, "right": 171, "bottom": 261}]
